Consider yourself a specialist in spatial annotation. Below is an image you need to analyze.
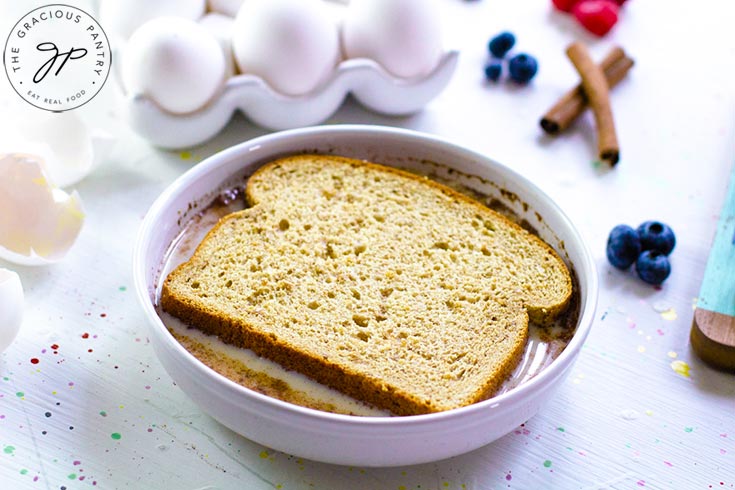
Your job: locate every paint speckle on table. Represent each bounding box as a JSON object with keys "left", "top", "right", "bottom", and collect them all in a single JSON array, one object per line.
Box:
[
  {"left": 110, "top": 432, "right": 121, "bottom": 440},
  {"left": 668, "top": 351, "right": 678, "bottom": 359},
  {"left": 684, "top": 427, "right": 694, "bottom": 433},
  {"left": 671, "top": 360, "right": 691, "bottom": 378},
  {"left": 3, "top": 445, "right": 15, "bottom": 454},
  {"left": 543, "top": 460, "right": 552, "bottom": 468},
  {"left": 660, "top": 308, "right": 677, "bottom": 321},
  {"left": 505, "top": 471, "right": 512, "bottom": 481}
]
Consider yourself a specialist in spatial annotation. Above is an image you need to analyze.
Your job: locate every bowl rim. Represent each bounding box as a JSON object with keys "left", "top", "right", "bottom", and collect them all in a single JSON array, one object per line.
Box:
[{"left": 133, "top": 124, "right": 599, "bottom": 426}]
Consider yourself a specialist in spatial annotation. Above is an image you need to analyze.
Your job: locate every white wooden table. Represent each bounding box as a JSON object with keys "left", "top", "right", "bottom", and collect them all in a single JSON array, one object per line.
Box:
[{"left": 1, "top": 0, "right": 734, "bottom": 488}]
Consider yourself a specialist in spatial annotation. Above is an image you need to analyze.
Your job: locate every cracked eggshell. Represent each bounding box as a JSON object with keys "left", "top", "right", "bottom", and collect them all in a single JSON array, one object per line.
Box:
[
  {"left": 342, "top": 0, "right": 443, "bottom": 79},
  {"left": 232, "top": 0, "right": 340, "bottom": 96},
  {"left": 0, "top": 109, "right": 113, "bottom": 188},
  {"left": 123, "top": 17, "right": 226, "bottom": 115},
  {"left": 0, "top": 268, "right": 23, "bottom": 352},
  {"left": 100, "top": 0, "right": 206, "bottom": 41},
  {"left": 0, "top": 154, "right": 85, "bottom": 266}
]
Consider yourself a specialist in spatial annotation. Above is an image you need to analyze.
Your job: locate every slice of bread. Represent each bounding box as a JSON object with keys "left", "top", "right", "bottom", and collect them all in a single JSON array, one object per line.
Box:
[{"left": 161, "top": 155, "right": 573, "bottom": 415}]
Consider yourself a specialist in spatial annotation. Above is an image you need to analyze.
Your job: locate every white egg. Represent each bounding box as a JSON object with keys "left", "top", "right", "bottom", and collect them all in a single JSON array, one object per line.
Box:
[
  {"left": 123, "top": 17, "right": 226, "bottom": 115},
  {"left": 100, "top": 0, "right": 206, "bottom": 41},
  {"left": 199, "top": 13, "right": 236, "bottom": 78},
  {"left": 0, "top": 268, "right": 23, "bottom": 352},
  {"left": 232, "top": 0, "right": 340, "bottom": 96},
  {"left": 0, "top": 154, "right": 85, "bottom": 266},
  {"left": 341, "top": 0, "right": 444, "bottom": 79},
  {"left": 207, "top": 0, "right": 243, "bottom": 17}
]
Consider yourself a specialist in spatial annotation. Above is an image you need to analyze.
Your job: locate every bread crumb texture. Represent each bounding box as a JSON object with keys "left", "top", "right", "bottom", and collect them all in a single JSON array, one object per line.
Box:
[{"left": 161, "top": 155, "right": 572, "bottom": 415}]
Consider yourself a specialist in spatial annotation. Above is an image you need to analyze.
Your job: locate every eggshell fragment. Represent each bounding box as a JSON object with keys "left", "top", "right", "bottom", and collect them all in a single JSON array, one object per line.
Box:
[
  {"left": 342, "top": 0, "right": 444, "bottom": 79},
  {"left": 123, "top": 17, "right": 226, "bottom": 115},
  {"left": 0, "top": 109, "right": 113, "bottom": 188},
  {"left": 100, "top": 0, "right": 206, "bottom": 41},
  {"left": 232, "top": 0, "right": 340, "bottom": 96},
  {"left": 0, "top": 268, "right": 23, "bottom": 352},
  {"left": 0, "top": 154, "right": 85, "bottom": 266}
]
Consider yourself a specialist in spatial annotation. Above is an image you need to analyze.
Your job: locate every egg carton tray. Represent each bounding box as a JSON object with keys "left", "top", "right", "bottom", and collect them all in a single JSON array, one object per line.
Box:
[{"left": 120, "top": 50, "right": 458, "bottom": 150}]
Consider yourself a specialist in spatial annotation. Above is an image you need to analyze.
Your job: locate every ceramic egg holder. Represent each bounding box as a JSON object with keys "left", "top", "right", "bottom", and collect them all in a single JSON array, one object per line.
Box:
[{"left": 121, "top": 50, "right": 458, "bottom": 149}]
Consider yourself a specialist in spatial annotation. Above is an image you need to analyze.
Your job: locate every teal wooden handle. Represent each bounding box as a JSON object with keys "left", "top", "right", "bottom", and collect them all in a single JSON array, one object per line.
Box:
[{"left": 698, "top": 164, "right": 735, "bottom": 317}]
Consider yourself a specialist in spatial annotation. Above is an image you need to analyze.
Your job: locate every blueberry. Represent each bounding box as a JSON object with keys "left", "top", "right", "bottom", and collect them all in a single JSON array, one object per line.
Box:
[
  {"left": 636, "top": 221, "right": 676, "bottom": 255},
  {"left": 635, "top": 250, "right": 671, "bottom": 285},
  {"left": 508, "top": 53, "right": 538, "bottom": 84},
  {"left": 484, "top": 62, "right": 502, "bottom": 82},
  {"left": 606, "top": 224, "right": 641, "bottom": 269},
  {"left": 488, "top": 32, "right": 516, "bottom": 58}
]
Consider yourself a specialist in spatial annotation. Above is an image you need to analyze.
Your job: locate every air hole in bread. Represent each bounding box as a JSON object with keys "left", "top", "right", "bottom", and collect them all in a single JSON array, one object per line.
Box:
[
  {"left": 352, "top": 314, "right": 369, "bottom": 328},
  {"left": 326, "top": 243, "right": 337, "bottom": 259}
]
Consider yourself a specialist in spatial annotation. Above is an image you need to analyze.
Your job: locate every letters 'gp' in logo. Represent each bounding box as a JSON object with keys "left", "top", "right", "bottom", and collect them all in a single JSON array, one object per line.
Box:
[{"left": 3, "top": 4, "right": 111, "bottom": 112}]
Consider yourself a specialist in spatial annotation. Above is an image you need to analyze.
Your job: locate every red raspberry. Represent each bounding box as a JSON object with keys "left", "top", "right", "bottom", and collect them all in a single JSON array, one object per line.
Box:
[
  {"left": 551, "top": 0, "right": 580, "bottom": 12},
  {"left": 572, "top": 0, "right": 619, "bottom": 36}
]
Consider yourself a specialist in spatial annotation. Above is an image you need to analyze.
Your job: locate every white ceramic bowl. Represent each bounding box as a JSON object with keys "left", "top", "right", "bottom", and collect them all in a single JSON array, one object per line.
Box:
[{"left": 133, "top": 125, "right": 598, "bottom": 467}]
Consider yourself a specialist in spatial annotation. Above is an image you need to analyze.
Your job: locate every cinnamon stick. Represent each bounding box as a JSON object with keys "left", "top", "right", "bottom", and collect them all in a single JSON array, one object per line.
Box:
[
  {"left": 540, "top": 47, "right": 634, "bottom": 135},
  {"left": 565, "top": 42, "right": 620, "bottom": 165}
]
